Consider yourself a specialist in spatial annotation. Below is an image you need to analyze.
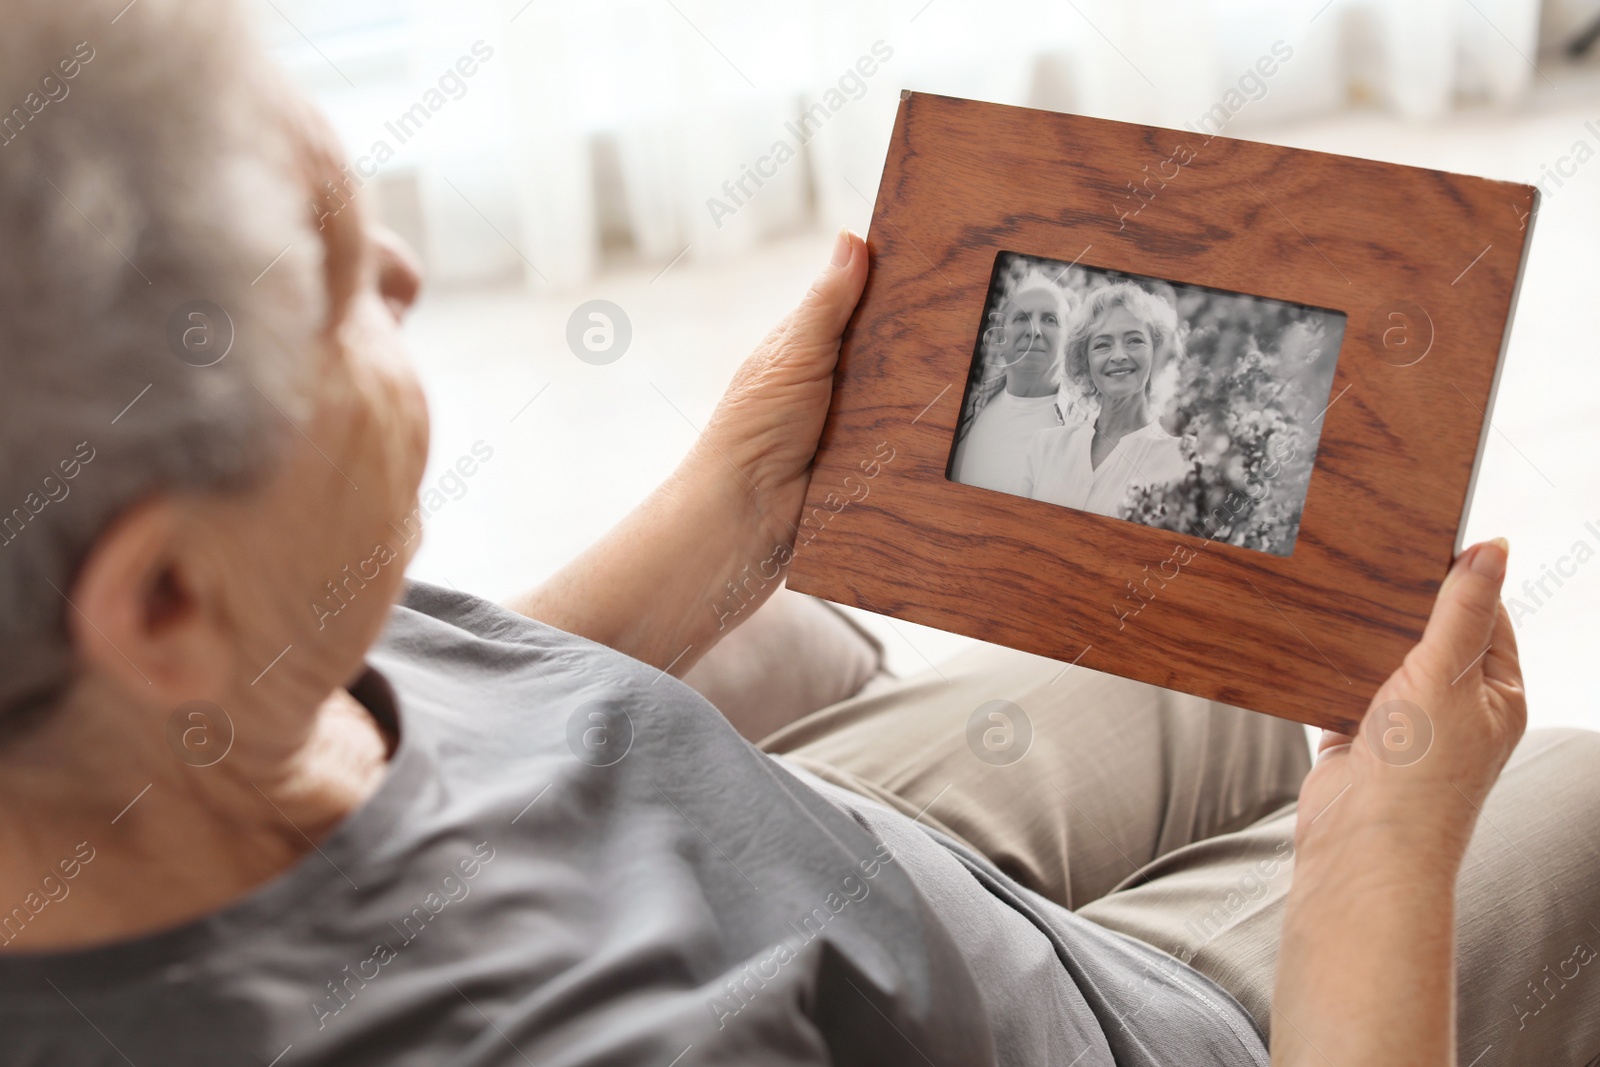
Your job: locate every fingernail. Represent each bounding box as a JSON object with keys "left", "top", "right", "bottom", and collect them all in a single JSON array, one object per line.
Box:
[
  {"left": 1471, "top": 537, "right": 1508, "bottom": 581},
  {"left": 830, "top": 227, "right": 853, "bottom": 268}
]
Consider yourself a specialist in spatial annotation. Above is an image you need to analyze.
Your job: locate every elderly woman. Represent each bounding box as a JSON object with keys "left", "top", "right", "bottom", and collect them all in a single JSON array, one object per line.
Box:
[
  {"left": 1022, "top": 282, "right": 1188, "bottom": 515},
  {"left": 948, "top": 271, "right": 1072, "bottom": 496},
  {"left": 3, "top": 4, "right": 1600, "bottom": 1067}
]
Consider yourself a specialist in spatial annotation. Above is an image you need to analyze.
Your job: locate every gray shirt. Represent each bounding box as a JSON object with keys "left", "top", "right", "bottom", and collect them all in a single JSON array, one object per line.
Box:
[{"left": 0, "top": 583, "right": 1266, "bottom": 1065}]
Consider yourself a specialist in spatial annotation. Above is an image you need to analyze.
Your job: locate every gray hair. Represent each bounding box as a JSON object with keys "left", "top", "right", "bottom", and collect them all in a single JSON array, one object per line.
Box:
[
  {"left": 0, "top": 0, "right": 326, "bottom": 722},
  {"left": 1003, "top": 269, "right": 1074, "bottom": 331}
]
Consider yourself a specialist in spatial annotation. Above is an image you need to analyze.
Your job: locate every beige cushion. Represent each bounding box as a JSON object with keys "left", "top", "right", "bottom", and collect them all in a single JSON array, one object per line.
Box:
[{"left": 682, "top": 586, "right": 886, "bottom": 743}]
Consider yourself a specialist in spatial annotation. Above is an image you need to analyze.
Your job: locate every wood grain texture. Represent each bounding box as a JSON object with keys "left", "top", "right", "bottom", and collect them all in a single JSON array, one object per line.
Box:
[{"left": 786, "top": 91, "right": 1537, "bottom": 733}]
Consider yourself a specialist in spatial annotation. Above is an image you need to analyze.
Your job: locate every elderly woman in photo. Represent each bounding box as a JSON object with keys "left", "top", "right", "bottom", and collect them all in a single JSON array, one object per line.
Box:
[
  {"left": 3, "top": 4, "right": 1600, "bottom": 1067},
  {"left": 947, "top": 271, "right": 1071, "bottom": 496},
  {"left": 1021, "top": 282, "right": 1188, "bottom": 515}
]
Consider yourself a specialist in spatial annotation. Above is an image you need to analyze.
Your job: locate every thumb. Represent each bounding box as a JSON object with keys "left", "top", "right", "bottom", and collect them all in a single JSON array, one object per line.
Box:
[
  {"left": 1413, "top": 538, "right": 1508, "bottom": 680},
  {"left": 785, "top": 228, "right": 868, "bottom": 353}
]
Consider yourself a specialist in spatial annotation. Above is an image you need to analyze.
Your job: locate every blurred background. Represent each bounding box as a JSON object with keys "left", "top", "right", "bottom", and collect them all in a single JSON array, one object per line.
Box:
[{"left": 255, "top": 0, "right": 1600, "bottom": 732}]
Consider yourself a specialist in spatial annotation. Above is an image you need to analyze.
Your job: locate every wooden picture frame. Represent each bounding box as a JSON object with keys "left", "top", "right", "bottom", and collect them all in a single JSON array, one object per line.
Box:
[{"left": 786, "top": 91, "right": 1537, "bottom": 732}]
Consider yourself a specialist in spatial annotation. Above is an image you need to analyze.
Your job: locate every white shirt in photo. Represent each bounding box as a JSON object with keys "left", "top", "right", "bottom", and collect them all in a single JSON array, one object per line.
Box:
[
  {"left": 1023, "top": 420, "right": 1188, "bottom": 517},
  {"left": 948, "top": 389, "right": 1063, "bottom": 497}
]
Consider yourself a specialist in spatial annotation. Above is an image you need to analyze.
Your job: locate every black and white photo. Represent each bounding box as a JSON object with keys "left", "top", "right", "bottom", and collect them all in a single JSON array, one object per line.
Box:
[{"left": 948, "top": 251, "right": 1347, "bottom": 557}]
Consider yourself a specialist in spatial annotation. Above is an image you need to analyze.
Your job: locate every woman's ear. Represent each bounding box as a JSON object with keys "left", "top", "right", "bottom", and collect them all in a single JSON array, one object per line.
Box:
[{"left": 69, "top": 498, "right": 236, "bottom": 708}]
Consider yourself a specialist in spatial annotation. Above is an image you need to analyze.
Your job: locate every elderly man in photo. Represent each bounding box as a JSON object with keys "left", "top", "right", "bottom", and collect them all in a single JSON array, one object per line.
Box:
[
  {"left": 2, "top": 4, "right": 1598, "bottom": 1067},
  {"left": 948, "top": 270, "right": 1072, "bottom": 497}
]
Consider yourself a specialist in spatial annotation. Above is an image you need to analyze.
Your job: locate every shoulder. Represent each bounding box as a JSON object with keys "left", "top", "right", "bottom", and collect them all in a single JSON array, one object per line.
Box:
[
  {"left": 380, "top": 582, "right": 682, "bottom": 699},
  {"left": 1030, "top": 421, "right": 1089, "bottom": 455},
  {"left": 1129, "top": 423, "right": 1189, "bottom": 478},
  {"left": 1130, "top": 422, "right": 1184, "bottom": 458},
  {"left": 1132, "top": 420, "right": 1177, "bottom": 441},
  {"left": 374, "top": 582, "right": 730, "bottom": 762},
  {"left": 1026, "top": 422, "right": 1088, "bottom": 471},
  {"left": 393, "top": 581, "right": 548, "bottom": 644},
  {"left": 380, "top": 581, "right": 591, "bottom": 678}
]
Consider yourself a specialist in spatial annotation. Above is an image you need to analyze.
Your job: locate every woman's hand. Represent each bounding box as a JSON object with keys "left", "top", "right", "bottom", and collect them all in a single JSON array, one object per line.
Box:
[
  {"left": 1272, "top": 538, "right": 1526, "bottom": 1067},
  {"left": 1295, "top": 537, "right": 1526, "bottom": 863},
  {"left": 507, "top": 231, "right": 868, "bottom": 674},
  {"left": 693, "top": 228, "right": 869, "bottom": 546}
]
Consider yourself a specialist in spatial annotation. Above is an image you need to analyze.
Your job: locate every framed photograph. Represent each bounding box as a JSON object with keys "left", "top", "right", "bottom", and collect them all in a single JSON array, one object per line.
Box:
[
  {"left": 949, "top": 253, "right": 1346, "bottom": 557},
  {"left": 786, "top": 91, "right": 1537, "bottom": 732}
]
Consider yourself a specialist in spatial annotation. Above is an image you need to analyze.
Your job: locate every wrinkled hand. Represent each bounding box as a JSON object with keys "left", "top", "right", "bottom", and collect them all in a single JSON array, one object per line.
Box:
[
  {"left": 512, "top": 230, "right": 867, "bottom": 671},
  {"left": 696, "top": 229, "right": 868, "bottom": 542},
  {"left": 1296, "top": 538, "right": 1528, "bottom": 864}
]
